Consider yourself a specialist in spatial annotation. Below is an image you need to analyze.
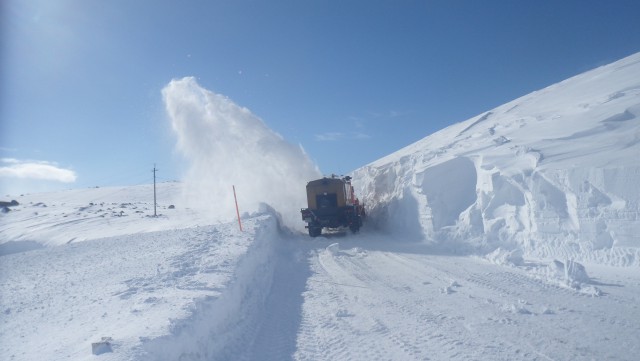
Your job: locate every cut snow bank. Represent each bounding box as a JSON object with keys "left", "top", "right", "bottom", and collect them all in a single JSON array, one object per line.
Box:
[
  {"left": 162, "top": 77, "right": 321, "bottom": 230},
  {"left": 139, "top": 210, "right": 281, "bottom": 361},
  {"left": 353, "top": 53, "right": 640, "bottom": 266},
  {"left": 0, "top": 209, "right": 282, "bottom": 361}
]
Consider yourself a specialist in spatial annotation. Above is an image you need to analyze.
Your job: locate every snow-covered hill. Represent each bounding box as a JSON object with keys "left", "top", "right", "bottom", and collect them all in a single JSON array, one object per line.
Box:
[
  {"left": 354, "top": 52, "right": 640, "bottom": 266},
  {"left": 0, "top": 183, "right": 202, "bottom": 250},
  {"left": 2, "top": 54, "right": 640, "bottom": 360}
]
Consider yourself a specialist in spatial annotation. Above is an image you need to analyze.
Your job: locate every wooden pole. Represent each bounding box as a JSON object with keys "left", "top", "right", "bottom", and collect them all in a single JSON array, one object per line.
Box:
[
  {"left": 153, "top": 164, "right": 157, "bottom": 217},
  {"left": 233, "top": 185, "right": 243, "bottom": 232}
]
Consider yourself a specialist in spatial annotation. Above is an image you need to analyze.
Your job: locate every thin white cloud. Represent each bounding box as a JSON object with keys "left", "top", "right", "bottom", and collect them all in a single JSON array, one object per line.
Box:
[
  {"left": 315, "top": 132, "right": 345, "bottom": 141},
  {"left": 315, "top": 117, "right": 372, "bottom": 142},
  {"left": 389, "top": 110, "right": 404, "bottom": 118},
  {"left": 314, "top": 132, "right": 371, "bottom": 142},
  {"left": 0, "top": 159, "right": 77, "bottom": 183},
  {"left": 368, "top": 109, "right": 411, "bottom": 119},
  {"left": 0, "top": 158, "right": 20, "bottom": 164}
]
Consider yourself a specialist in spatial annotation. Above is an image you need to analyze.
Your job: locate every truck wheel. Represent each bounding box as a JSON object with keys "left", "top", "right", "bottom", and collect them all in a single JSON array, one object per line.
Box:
[
  {"left": 349, "top": 216, "right": 362, "bottom": 233},
  {"left": 309, "top": 226, "right": 321, "bottom": 237}
]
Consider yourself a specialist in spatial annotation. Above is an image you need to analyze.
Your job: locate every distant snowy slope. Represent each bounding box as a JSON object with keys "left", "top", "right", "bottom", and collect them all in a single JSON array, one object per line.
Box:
[
  {"left": 353, "top": 52, "right": 640, "bottom": 266},
  {"left": 0, "top": 182, "right": 211, "bottom": 248}
]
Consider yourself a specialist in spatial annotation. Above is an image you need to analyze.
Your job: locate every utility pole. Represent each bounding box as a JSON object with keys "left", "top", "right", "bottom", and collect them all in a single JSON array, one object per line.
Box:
[
  {"left": 153, "top": 164, "right": 157, "bottom": 217},
  {"left": 233, "top": 185, "right": 243, "bottom": 232}
]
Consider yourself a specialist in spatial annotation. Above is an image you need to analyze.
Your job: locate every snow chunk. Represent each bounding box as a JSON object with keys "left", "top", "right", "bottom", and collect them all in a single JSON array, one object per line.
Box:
[
  {"left": 502, "top": 303, "right": 532, "bottom": 315},
  {"left": 549, "top": 259, "right": 591, "bottom": 284},
  {"left": 440, "top": 286, "right": 456, "bottom": 294},
  {"left": 485, "top": 248, "right": 524, "bottom": 266},
  {"left": 335, "top": 309, "right": 354, "bottom": 318},
  {"left": 91, "top": 337, "right": 113, "bottom": 355},
  {"left": 539, "top": 259, "right": 602, "bottom": 296},
  {"left": 326, "top": 243, "right": 340, "bottom": 255}
]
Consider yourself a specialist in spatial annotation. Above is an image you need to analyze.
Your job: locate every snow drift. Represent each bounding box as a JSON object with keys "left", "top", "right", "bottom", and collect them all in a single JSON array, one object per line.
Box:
[
  {"left": 163, "top": 77, "right": 321, "bottom": 230},
  {"left": 353, "top": 53, "right": 640, "bottom": 266}
]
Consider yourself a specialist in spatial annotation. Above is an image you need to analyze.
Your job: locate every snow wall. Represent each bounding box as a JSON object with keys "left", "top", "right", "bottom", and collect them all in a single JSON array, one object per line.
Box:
[{"left": 353, "top": 53, "right": 640, "bottom": 266}]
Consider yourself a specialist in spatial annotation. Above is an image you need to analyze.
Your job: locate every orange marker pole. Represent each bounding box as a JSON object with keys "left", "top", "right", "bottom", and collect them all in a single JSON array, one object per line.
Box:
[{"left": 233, "top": 185, "right": 243, "bottom": 232}]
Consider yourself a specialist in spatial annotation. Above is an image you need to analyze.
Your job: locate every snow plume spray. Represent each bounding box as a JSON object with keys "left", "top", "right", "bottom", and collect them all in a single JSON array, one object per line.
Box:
[{"left": 162, "top": 77, "right": 321, "bottom": 230}]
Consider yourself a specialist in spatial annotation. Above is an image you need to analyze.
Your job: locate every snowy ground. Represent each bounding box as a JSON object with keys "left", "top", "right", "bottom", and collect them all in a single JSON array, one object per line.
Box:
[
  {"left": 1, "top": 185, "right": 639, "bottom": 360},
  {"left": 2, "top": 54, "right": 640, "bottom": 360},
  {"left": 292, "top": 236, "right": 640, "bottom": 361}
]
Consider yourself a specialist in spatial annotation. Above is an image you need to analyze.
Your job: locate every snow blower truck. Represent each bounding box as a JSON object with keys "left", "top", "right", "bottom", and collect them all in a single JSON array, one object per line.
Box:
[{"left": 301, "top": 175, "right": 365, "bottom": 237}]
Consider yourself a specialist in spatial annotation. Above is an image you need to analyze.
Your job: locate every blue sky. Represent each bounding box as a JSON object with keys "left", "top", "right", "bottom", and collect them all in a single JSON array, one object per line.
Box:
[{"left": 2, "top": 0, "right": 640, "bottom": 195}]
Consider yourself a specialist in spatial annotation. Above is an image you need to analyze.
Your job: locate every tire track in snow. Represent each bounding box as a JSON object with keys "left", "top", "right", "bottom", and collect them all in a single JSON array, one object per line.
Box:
[
  {"left": 295, "top": 244, "right": 480, "bottom": 360},
  {"left": 323, "top": 251, "right": 434, "bottom": 360},
  {"left": 464, "top": 269, "right": 581, "bottom": 300},
  {"left": 292, "top": 239, "right": 640, "bottom": 361}
]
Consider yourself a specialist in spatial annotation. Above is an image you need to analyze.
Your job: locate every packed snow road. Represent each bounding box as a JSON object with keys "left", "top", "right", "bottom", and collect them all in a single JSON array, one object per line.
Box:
[{"left": 247, "top": 231, "right": 640, "bottom": 361}]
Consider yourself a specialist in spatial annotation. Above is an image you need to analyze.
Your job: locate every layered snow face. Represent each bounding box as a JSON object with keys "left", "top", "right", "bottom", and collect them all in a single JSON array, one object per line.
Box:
[
  {"left": 162, "top": 77, "right": 321, "bottom": 230},
  {"left": 353, "top": 53, "right": 640, "bottom": 266}
]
